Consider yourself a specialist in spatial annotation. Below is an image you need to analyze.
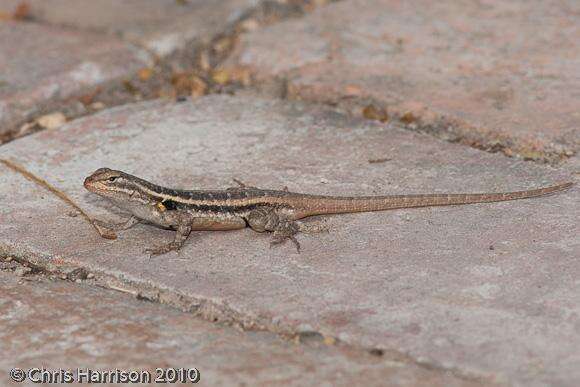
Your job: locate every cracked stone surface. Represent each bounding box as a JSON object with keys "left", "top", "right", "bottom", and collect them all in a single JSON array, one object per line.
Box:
[
  {"left": 0, "top": 272, "right": 479, "bottom": 387},
  {"left": 0, "top": 95, "right": 578, "bottom": 386},
  {"left": 0, "top": 0, "right": 260, "bottom": 57},
  {"left": 226, "top": 0, "right": 580, "bottom": 161},
  {"left": 0, "top": 20, "right": 152, "bottom": 140}
]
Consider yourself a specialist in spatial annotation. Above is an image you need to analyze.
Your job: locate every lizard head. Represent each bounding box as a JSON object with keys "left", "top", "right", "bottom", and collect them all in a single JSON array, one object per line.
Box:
[
  {"left": 84, "top": 168, "right": 128, "bottom": 196},
  {"left": 84, "top": 168, "right": 159, "bottom": 204},
  {"left": 84, "top": 168, "right": 177, "bottom": 225}
]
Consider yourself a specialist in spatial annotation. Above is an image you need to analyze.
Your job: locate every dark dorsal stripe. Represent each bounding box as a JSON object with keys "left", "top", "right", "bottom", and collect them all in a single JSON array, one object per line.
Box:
[{"left": 161, "top": 198, "right": 286, "bottom": 214}]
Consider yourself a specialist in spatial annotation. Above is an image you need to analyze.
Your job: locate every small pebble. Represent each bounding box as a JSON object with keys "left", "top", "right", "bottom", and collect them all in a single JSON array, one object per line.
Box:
[{"left": 90, "top": 102, "right": 106, "bottom": 110}]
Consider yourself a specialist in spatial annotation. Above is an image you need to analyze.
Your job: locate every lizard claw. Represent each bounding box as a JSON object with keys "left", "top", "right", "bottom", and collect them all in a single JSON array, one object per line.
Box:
[{"left": 270, "top": 233, "right": 301, "bottom": 252}]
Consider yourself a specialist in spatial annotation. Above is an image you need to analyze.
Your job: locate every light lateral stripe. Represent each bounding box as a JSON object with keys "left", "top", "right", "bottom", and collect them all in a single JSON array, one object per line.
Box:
[{"left": 134, "top": 182, "right": 291, "bottom": 206}]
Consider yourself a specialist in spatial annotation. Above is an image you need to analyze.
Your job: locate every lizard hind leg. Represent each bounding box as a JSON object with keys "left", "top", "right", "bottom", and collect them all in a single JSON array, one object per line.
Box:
[
  {"left": 227, "top": 178, "right": 258, "bottom": 190},
  {"left": 271, "top": 219, "right": 301, "bottom": 252},
  {"left": 245, "top": 208, "right": 301, "bottom": 252}
]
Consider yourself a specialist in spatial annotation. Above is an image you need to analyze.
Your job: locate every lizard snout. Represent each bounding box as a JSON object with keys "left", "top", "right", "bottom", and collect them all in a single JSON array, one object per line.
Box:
[{"left": 83, "top": 175, "right": 98, "bottom": 191}]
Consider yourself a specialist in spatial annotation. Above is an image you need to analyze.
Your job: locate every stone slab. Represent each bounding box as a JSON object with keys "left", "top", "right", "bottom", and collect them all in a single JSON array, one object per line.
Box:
[
  {"left": 0, "top": 95, "right": 578, "bottom": 385},
  {"left": 0, "top": 271, "right": 477, "bottom": 386},
  {"left": 0, "top": 0, "right": 326, "bottom": 142},
  {"left": 0, "top": 21, "right": 152, "bottom": 140},
  {"left": 226, "top": 0, "right": 580, "bottom": 162},
  {"left": 0, "top": 0, "right": 285, "bottom": 57}
]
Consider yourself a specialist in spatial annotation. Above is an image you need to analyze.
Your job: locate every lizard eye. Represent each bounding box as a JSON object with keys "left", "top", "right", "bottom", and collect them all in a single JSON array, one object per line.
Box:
[{"left": 108, "top": 176, "right": 118, "bottom": 182}]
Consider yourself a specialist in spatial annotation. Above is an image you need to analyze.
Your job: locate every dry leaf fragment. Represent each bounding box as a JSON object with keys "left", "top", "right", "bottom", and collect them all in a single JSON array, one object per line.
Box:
[
  {"left": 36, "top": 112, "right": 66, "bottom": 130},
  {"left": 323, "top": 336, "right": 336, "bottom": 346},
  {"left": 90, "top": 102, "right": 105, "bottom": 110},
  {"left": 363, "top": 104, "right": 389, "bottom": 122},
  {"left": 190, "top": 76, "right": 207, "bottom": 98},
  {"left": 79, "top": 87, "right": 102, "bottom": 105},
  {"left": 198, "top": 51, "right": 211, "bottom": 72},
  {"left": 229, "top": 67, "right": 251, "bottom": 86},
  {"left": 123, "top": 80, "right": 139, "bottom": 95},
  {"left": 211, "top": 69, "right": 230, "bottom": 85},
  {"left": 400, "top": 111, "right": 416, "bottom": 124},
  {"left": 17, "top": 121, "right": 37, "bottom": 137},
  {"left": 13, "top": 2, "right": 31, "bottom": 20},
  {"left": 138, "top": 67, "right": 153, "bottom": 81}
]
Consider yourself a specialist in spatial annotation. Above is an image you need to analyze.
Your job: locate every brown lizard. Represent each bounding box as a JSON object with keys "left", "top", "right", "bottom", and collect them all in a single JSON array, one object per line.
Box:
[{"left": 83, "top": 168, "right": 573, "bottom": 256}]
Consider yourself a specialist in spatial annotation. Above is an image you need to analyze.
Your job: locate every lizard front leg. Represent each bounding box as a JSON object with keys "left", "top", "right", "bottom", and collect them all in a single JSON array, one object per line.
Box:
[
  {"left": 145, "top": 224, "right": 192, "bottom": 257},
  {"left": 145, "top": 210, "right": 195, "bottom": 256}
]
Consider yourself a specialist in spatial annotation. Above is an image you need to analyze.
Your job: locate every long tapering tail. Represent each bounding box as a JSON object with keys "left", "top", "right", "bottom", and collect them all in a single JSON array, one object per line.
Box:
[{"left": 292, "top": 182, "right": 573, "bottom": 218}]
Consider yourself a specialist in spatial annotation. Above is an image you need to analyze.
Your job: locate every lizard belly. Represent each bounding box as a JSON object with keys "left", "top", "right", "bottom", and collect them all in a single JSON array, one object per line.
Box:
[{"left": 189, "top": 216, "right": 246, "bottom": 231}]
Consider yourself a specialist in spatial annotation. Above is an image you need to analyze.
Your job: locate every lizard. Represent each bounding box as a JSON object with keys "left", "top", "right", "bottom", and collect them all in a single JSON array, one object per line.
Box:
[{"left": 83, "top": 167, "right": 573, "bottom": 256}]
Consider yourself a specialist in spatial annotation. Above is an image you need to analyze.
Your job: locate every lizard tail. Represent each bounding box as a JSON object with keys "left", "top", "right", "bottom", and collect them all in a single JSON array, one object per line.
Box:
[{"left": 292, "top": 182, "right": 573, "bottom": 218}]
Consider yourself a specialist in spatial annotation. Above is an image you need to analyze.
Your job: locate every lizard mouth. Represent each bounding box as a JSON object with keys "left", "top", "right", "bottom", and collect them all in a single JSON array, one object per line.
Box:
[
  {"left": 83, "top": 176, "right": 104, "bottom": 193},
  {"left": 83, "top": 176, "right": 93, "bottom": 190}
]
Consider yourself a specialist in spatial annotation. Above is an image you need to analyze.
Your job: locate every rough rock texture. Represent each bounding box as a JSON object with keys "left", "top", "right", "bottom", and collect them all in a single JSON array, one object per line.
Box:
[
  {"left": 226, "top": 0, "right": 580, "bottom": 162},
  {"left": 0, "top": 95, "right": 577, "bottom": 385},
  {"left": 0, "top": 272, "right": 479, "bottom": 386},
  {"left": 0, "top": 0, "right": 259, "bottom": 56},
  {"left": 0, "top": 21, "right": 151, "bottom": 140},
  {"left": 0, "top": 0, "right": 328, "bottom": 142}
]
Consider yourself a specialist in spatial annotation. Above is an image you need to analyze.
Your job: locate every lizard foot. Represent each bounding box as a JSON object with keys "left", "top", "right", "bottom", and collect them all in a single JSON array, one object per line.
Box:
[
  {"left": 145, "top": 241, "right": 183, "bottom": 257},
  {"left": 145, "top": 225, "right": 192, "bottom": 257},
  {"left": 270, "top": 219, "right": 301, "bottom": 252},
  {"left": 227, "top": 178, "right": 258, "bottom": 190}
]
